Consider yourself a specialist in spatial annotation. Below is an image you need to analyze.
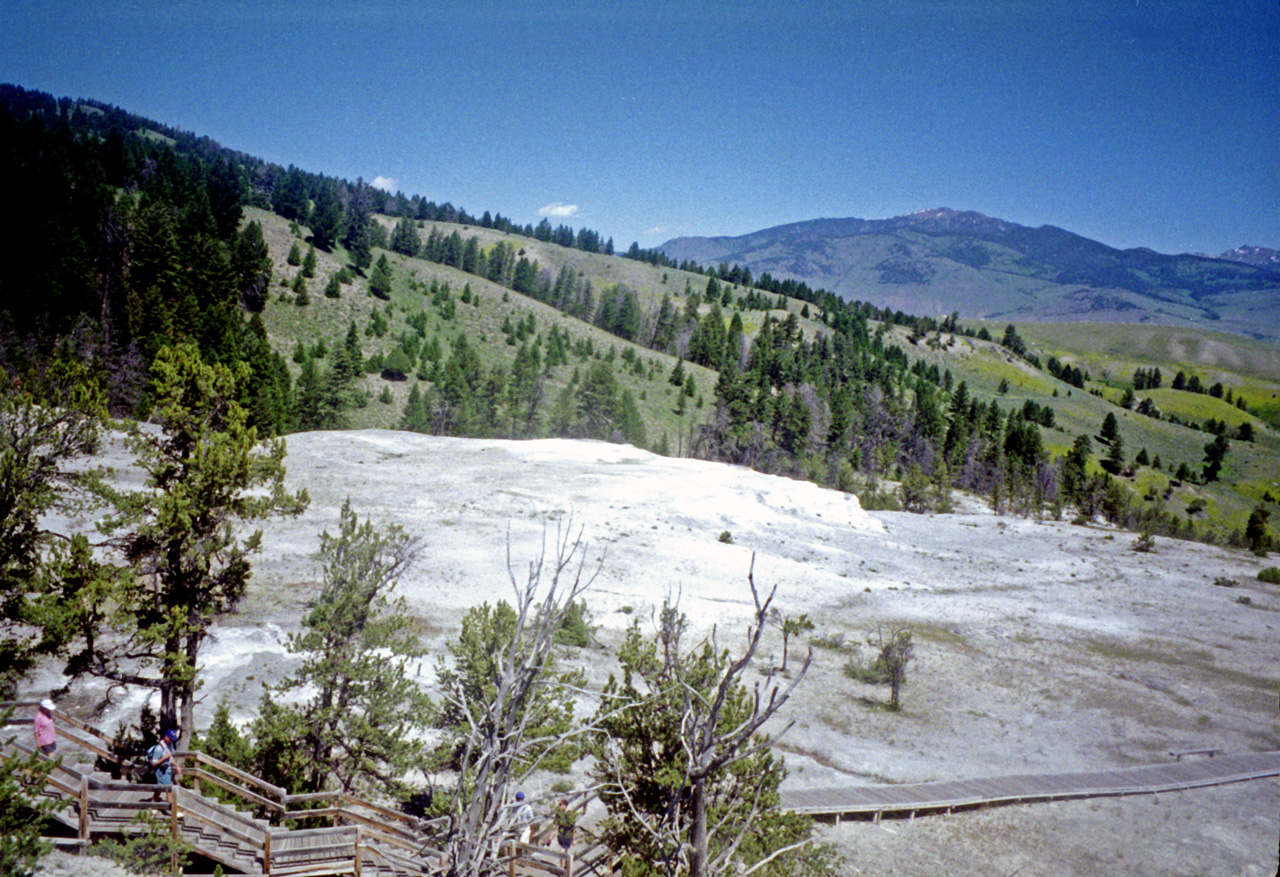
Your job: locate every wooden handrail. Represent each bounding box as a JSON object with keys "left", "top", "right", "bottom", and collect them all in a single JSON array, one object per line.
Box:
[
  {"left": 2, "top": 702, "right": 492, "bottom": 876},
  {"left": 173, "top": 792, "right": 265, "bottom": 849},
  {"left": 184, "top": 766, "right": 285, "bottom": 814},
  {"left": 182, "top": 749, "right": 288, "bottom": 799},
  {"left": 334, "top": 792, "right": 424, "bottom": 829}
]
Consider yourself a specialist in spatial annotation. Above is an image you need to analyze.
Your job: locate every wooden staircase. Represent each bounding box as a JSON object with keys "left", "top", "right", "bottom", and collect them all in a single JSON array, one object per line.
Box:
[
  {"left": 2, "top": 703, "right": 453, "bottom": 875},
  {"left": 3, "top": 701, "right": 609, "bottom": 876}
]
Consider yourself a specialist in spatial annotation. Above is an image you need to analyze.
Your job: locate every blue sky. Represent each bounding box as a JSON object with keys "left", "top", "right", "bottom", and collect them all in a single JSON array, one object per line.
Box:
[{"left": 2, "top": 0, "right": 1276, "bottom": 255}]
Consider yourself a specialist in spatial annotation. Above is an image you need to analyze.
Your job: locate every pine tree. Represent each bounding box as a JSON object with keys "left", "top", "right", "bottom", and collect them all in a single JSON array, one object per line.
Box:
[
  {"left": 232, "top": 220, "right": 272, "bottom": 312},
  {"left": 669, "top": 356, "right": 686, "bottom": 387},
  {"left": 292, "top": 272, "right": 309, "bottom": 305},
  {"left": 1203, "top": 434, "right": 1230, "bottom": 482},
  {"left": 389, "top": 216, "right": 421, "bottom": 256},
  {"left": 0, "top": 361, "right": 105, "bottom": 692},
  {"left": 575, "top": 360, "right": 619, "bottom": 440},
  {"left": 89, "top": 344, "right": 308, "bottom": 741},
  {"left": 399, "top": 384, "right": 431, "bottom": 433},
  {"left": 258, "top": 502, "right": 429, "bottom": 795},
  {"left": 616, "top": 389, "right": 647, "bottom": 447},
  {"left": 368, "top": 253, "right": 393, "bottom": 299},
  {"left": 1100, "top": 412, "right": 1119, "bottom": 443},
  {"left": 309, "top": 183, "right": 343, "bottom": 251}
]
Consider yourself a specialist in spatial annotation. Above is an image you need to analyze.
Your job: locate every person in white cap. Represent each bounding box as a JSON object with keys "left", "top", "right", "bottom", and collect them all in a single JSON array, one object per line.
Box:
[{"left": 34, "top": 699, "right": 57, "bottom": 755}]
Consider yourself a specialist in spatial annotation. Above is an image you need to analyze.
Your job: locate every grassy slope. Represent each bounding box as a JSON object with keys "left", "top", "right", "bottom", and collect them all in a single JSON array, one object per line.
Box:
[
  {"left": 957, "top": 320, "right": 1280, "bottom": 532},
  {"left": 250, "top": 208, "right": 1280, "bottom": 539},
  {"left": 252, "top": 208, "right": 785, "bottom": 453}
]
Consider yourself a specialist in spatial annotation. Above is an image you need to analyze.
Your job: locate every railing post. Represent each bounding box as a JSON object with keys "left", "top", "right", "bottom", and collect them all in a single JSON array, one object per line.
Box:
[
  {"left": 78, "top": 774, "right": 89, "bottom": 840},
  {"left": 169, "top": 787, "right": 179, "bottom": 874},
  {"left": 566, "top": 847, "right": 574, "bottom": 877},
  {"left": 508, "top": 841, "right": 516, "bottom": 877},
  {"left": 354, "top": 826, "right": 362, "bottom": 877},
  {"left": 263, "top": 828, "right": 272, "bottom": 875}
]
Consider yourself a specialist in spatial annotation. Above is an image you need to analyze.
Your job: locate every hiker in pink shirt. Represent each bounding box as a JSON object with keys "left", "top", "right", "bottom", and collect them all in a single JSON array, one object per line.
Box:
[{"left": 34, "top": 699, "right": 57, "bottom": 755}]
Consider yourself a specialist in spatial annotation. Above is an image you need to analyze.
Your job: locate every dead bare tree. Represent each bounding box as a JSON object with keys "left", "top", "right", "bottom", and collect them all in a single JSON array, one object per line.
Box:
[
  {"left": 593, "top": 554, "right": 819, "bottom": 877},
  {"left": 433, "top": 517, "right": 602, "bottom": 877},
  {"left": 869, "top": 624, "right": 914, "bottom": 710}
]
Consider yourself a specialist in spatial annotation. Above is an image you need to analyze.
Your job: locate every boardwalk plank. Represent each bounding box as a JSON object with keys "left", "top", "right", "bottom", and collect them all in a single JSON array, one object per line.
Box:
[{"left": 780, "top": 751, "right": 1280, "bottom": 817}]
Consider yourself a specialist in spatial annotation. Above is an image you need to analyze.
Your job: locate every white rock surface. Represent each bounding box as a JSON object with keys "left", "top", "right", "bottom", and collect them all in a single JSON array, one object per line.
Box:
[{"left": 29, "top": 430, "right": 1280, "bottom": 876}]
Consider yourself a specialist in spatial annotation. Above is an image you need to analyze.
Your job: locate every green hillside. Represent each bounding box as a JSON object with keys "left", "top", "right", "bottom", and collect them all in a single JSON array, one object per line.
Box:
[
  {"left": 253, "top": 208, "right": 755, "bottom": 451},
  {"left": 249, "top": 206, "right": 1280, "bottom": 545}
]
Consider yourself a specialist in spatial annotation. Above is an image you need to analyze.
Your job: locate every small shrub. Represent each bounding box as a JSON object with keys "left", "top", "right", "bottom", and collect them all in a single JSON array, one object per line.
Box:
[
  {"left": 1235, "top": 595, "right": 1252, "bottom": 606},
  {"left": 843, "top": 655, "right": 890, "bottom": 685},
  {"left": 550, "top": 780, "right": 573, "bottom": 794},
  {"left": 91, "top": 810, "right": 192, "bottom": 876},
  {"left": 1258, "top": 567, "right": 1280, "bottom": 584},
  {"left": 1131, "top": 531, "right": 1156, "bottom": 553},
  {"left": 810, "top": 632, "right": 854, "bottom": 653},
  {"left": 555, "top": 600, "right": 592, "bottom": 647},
  {"left": 1212, "top": 576, "right": 1238, "bottom": 588},
  {"left": 718, "top": 530, "right": 733, "bottom": 544},
  {"left": 858, "top": 485, "right": 902, "bottom": 512}
]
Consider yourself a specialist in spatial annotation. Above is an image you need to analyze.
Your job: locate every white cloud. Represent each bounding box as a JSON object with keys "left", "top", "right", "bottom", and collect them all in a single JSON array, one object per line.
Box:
[
  {"left": 371, "top": 175, "right": 398, "bottom": 192},
  {"left": 538, "top": 202, "right": 580, "bottom": 218},
  {"left": 645, "top": 226, "right": 669, "bottom": 236}
]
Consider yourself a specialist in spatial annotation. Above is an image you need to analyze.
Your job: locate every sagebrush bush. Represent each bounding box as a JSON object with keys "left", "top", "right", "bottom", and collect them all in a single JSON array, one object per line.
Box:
[{"left": 1258, "top": 567, "right": 1280, "bottom": 584}]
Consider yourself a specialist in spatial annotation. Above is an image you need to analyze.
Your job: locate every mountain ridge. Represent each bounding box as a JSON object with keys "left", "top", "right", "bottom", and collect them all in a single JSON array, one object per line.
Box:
[{"left": 659, "top": 209, "right": 1280, "bottom": 339}]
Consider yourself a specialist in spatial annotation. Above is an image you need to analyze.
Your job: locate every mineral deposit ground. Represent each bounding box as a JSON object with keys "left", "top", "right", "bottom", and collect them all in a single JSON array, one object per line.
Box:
[{"left": 31, "top": 430, "right": 1280, "bottom": 876}]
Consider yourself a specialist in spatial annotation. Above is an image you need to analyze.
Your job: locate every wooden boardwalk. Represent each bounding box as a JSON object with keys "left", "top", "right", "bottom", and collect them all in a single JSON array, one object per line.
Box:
[
  {"left": 780, "top": 751, "right": 1280, "bottom": 820},
  {"left": 8, "top": 699, "right": 1276, "bottom": 871}
]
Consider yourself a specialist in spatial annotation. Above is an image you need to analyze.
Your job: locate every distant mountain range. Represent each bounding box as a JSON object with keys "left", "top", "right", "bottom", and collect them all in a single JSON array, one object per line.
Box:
[
  {"left": 659, "top": 209, "right": 1280, "bottom": 339},
  {"left": 1215, "top": 244, "right": 1280, "bottom": 271}
]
